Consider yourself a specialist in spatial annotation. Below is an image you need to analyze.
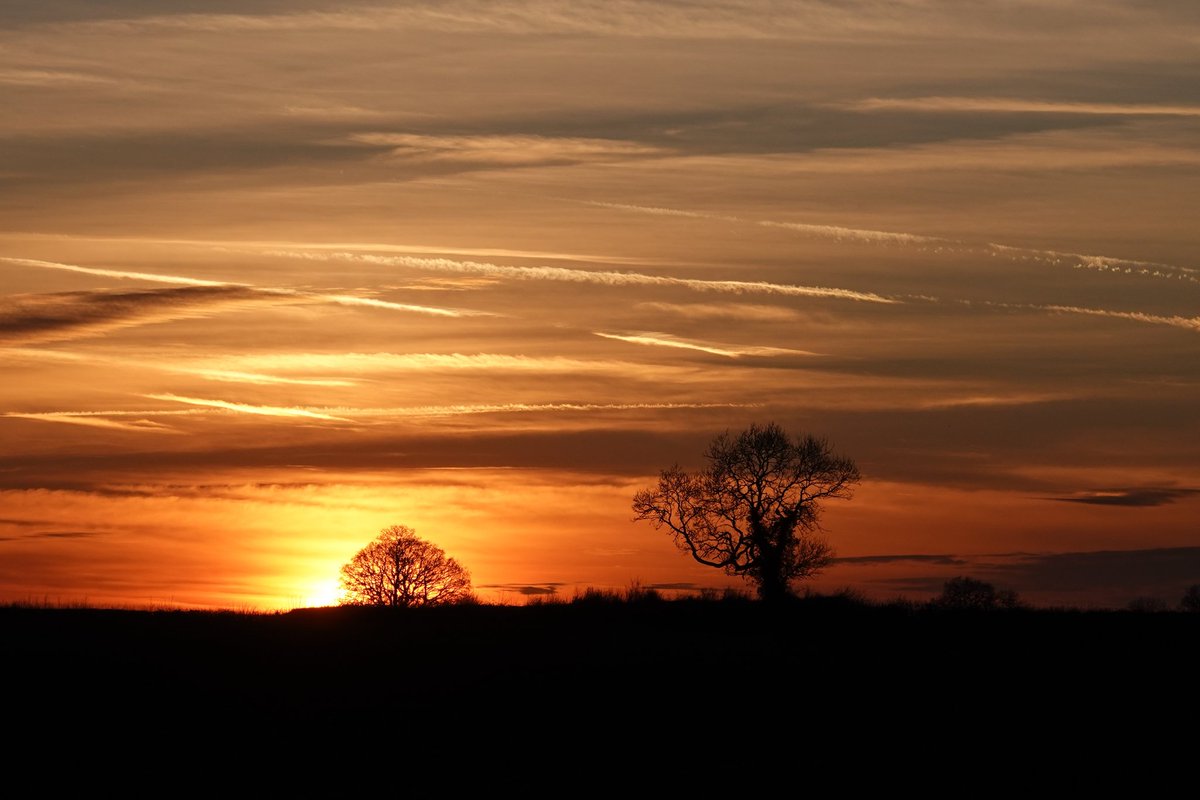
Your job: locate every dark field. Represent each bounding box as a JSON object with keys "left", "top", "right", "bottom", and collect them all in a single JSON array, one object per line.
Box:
[{"left": 6, "top": 595, "right": 1198, "bottom": 741}]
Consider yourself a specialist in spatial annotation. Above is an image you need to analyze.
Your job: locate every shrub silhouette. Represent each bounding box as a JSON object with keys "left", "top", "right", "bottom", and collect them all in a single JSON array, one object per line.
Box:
[
  {"left": 934, "top": 576, "right": 1020, "bottom": 610},
  {"left": 1127, "top": 596, "right": 1168, "bottom": 613},
  {"left": 1181, "top": 585, "right": 1200, "bottom": 613}
]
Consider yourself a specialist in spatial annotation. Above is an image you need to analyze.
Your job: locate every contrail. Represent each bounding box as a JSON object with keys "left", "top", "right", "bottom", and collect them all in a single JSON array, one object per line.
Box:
[
  {"left": 580, "top": 200, "right": 1199, "bottom": 284},
  {"left": 274, "top": 250, "right": 898, "bottom": 304}
]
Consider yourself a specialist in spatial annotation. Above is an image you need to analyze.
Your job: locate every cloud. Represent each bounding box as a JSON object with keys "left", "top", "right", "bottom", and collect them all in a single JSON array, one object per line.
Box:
[
  {"left": 3, "top": 256, "right": 480, "bottom": 320},
  {"left": 862, "top": 547, "right": 1200, "bottom": 606},
  {"left": 8, "top": 400, "right": 752, "bottom": 433},
  {"left": 848, "top": 97, "right": 1200, "bottom": 117},
  {"left": 634, "top": 302, "right": 803, "bottom": 322},
  {"left": 0, "top": 285, "right": 272, "bottom": 344},
  {"left": 1, "top": 257, "right": 232, "bottom": 287},
  {"left": 315, "top": 293, "right": 484, "bottom": 317},
  {"left": 278, "top": 250, "right": 897, "bottom": 304},
  {"left": 479, "top": 583, "right": 566, "bottom": 596},
  {"left": 1037, "top": 305, "right": 1200, "bottom": 333},
  {"left": 339, "top": 401, "right": 756, "bottom": 420},
  {"left": 4, "top": 413, "right": 182, "bottom": 433},
  {"left": 145, "top": 393, "right": 351, "bottom": 422},
  {"left": 585, "top": 200, "right": 1198, "bottom": 284},
  {"left": 585, "top": 200, "right": 936, "bottom": 245},
  {"left": 835, "top": 554, "right": 968, "bottom": 566},
  {"left": 988, "top": 547, "right": 1200, "bottom": 597},
  {"left": 183, "top": 369, "right": 355, "bottom": 387},
  {"left": 1049, "top": 487, "right": 1200, "bottom": 507},
  {"left": 187, "top": 351, "right": 685, "bottom": 377},
  {"left": 350, "top": 132, "right": 663, "bottom": 165},
  {"left": 595, "top": 331, "right": 820, "bottom": 358},
  {"left": 51, "top": 2, "right": 957, "bottom": 41},
  {"left": 0, "top": 69, "right": 120, "bottom": 87}
]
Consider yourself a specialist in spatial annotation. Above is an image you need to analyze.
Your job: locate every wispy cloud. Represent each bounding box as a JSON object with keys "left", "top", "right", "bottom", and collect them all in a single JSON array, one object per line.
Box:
[
  {"left": 339, "top": 401, "right": 756, "bottom": 419},
  {"left": 277, "top": 250, "right": 897, "bottom": 304},
  {"left": 316, "top": 293, "right": 484, "bottom": 317},
  {"left": 584, "top": 200, "right": 942, "bottom": 245},
  {"left": 4, "top": 413, "right": 182, "bottom": 433},
  {"left": 1033, "top": 304, "right": 1200, "bottom": 333},
  {"left": 848, "top": 97, "right": 1200, "bottom": 117},
  {"left": 184, "top": 369, "right": 355, "bottom": 388},
  {"left": 190, "top": 351, "right": 679, "bottom": 376},
  {"left": 1, "top": 257, "right": 232, "bottom": 287},
  {"left": 585, "top": 200, "right": 1199, "bottom": 284},
  {"left": 350, "top": 133, "right": 663, "bottom": 165},
  {"left": 145, "top": 393, "right": 351, "bottom": 422},
  {"left": 5, "top": 232, "right": 648, "bottom": 266},
  {"left": 0, "top": 69, "right": 120, "bottom": 87},
  {"left": 6, "top": 400, "right": 755, "bottom": 430},
  {"left": 3, "top": 256, "right": 481, "bottom": 320},
  {"left": 0, "top": 347, "right": 356, "bottom": 388},
  {"left": 68, "top": 2, "right": 959, "bottom": 41},
  {"left": 595, "top": 331, "right": 820, "bottom": 358},
  {"left": 635, "top": 302, "right": 803, "bottom": 322}
]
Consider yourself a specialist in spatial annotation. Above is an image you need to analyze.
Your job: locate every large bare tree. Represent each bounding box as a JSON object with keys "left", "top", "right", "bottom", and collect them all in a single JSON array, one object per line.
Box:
[
  {"left": 340, "top": 525, "right": 473, "bottom": 607},
  {"left": 633, "top": 423, "right": 860, "bottom": 601}
]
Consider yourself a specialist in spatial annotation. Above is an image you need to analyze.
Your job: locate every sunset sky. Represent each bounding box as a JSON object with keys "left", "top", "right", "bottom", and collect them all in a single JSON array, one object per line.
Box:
[{"left": 2, "top": 1, "right": 1198, "bottom": 609}]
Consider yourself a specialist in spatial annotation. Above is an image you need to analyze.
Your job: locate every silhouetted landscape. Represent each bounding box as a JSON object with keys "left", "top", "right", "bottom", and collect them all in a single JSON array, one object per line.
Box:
[{"left": 7, "top": 592, "right": 1198, "bottom": 738}]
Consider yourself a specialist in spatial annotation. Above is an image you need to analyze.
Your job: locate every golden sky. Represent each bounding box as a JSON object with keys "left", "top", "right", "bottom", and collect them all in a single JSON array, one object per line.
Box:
[{"left": 2, "top": 1, "right": 1198, "bottom": 608}]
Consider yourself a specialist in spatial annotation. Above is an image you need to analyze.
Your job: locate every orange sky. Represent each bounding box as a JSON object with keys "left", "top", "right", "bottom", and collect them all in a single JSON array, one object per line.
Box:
[{"left": 2, "top": 1, "right": 1198, "bottom": 609}]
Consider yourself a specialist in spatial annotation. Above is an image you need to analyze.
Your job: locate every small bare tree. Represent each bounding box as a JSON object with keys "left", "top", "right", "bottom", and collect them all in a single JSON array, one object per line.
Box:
[
  {"left": 340, "top": 525, "right": 472, "bottom": 607},
  {"left": 633, "top": 422, "right": 860, "bottom": 602}
]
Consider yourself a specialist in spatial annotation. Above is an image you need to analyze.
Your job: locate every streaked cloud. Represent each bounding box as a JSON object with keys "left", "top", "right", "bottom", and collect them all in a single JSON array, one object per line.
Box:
[
  {"left": 316, "top": 293, "right": 484, "bottom": 317},
  {"left": 185, "top": 369, "right": 355, "bottom": 388},
  {"left": 191, "top": 351, "right": 681, "bottom": 376},
  {"left": 849, "top": 97, "right": 1200, "bottom": 117},
  {"left": 350, "top": 133, "right": 663, "bottom": 165},
  {"left": 595, "top": 331, "right": 820, "bottom": 358},
  {"left": 589, "top": 200, "right": 1198, "bottom": 284},
  {"left": 330, "top": 401, "right": 757, "bottom": 419},
  {"left": 635, "top": 302, "right": 803, "bottom": 322},
  {"left": 0, "top": 69, "right": 119, "bottom": 87},
  {"left": 1037, "top": 305, "right": 1200, "bottom": 333},
  {"left": 3, "top": 257, "right": 481, "bottom": 320},
  {"left": 280, "top": 251, "right": 898, "bottom": 304},
  {"left": 145, "top": 394, "right": 351, "bottom": 422},
  {"left": 1, "top": 257, "right": 232, "bottom": 287},
  {"left": 4, "top": 413, "right": 182, "bottom": 433}
]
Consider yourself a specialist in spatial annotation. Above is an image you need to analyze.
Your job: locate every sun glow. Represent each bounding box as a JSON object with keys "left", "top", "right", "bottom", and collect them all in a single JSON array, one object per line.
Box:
[{"left": 300, "top": 578, "right": 344, "bottom": 608}]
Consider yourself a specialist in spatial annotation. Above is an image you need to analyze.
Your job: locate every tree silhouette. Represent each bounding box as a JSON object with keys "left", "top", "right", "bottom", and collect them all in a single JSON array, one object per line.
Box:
[
  {"left": 632, "top": 422, "right": 860, "bottom": 601},
  {"left": 934, "top": 577, "right": 1020, "bottom": 610},
  {"left": 339, "top": 525, "right": 472, "bottom": 607}
]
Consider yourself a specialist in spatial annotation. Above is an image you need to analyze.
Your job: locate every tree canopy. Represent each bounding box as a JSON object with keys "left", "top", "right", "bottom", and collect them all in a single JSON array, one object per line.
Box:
[
  {"left": 633, "top": 422, "right": 860, "bottom": 601},
  {"left": 339, "top": 525, "right": 472, "bottom": 607}
]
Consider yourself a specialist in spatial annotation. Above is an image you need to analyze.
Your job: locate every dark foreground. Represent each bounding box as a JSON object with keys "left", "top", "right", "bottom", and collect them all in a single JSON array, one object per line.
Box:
[{"left": 6, "top": 596, "right": 1199, "bottom": 770}]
